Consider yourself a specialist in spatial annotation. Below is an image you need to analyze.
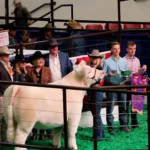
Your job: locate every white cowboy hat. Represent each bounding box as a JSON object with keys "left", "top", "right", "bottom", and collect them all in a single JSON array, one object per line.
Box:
[
  {"left": 0, "top": 46, "right": 14, "bottom": 55},
  {"left": 13, "top": 0, "right": 21, "bottom": 5},
  {"left": 88, "top": 49, "right": 103, "bottom": 59}
]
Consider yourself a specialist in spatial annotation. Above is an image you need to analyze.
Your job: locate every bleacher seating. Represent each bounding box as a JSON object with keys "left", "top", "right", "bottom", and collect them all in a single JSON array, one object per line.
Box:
[
  {"left": 143, "top": 24, "right": 150, "bottom": 28},
  {"left": 105, "top": 23, "right": 122, "bottom": 30},
  {"left": 123, "top": 24, "right": 141, "bottom": 29},
  {"left": 85, "top": 24, "right": 103, "bottom": 30}
]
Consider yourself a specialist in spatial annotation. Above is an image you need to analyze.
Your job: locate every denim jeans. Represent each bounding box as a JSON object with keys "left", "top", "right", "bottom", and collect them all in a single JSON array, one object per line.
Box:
[
  {"left": 89, "top": 91, "right": 104, "bottom": 140},
  {"left": 106, "top": 92, "right": 127, "bottom": 130}
]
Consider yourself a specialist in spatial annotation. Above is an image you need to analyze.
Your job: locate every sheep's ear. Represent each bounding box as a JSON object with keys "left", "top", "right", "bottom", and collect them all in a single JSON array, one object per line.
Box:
[
  {"left": 74, "top": 62, "right": 86, "bottom": 78},
  {"left": 74, "top": 64, "right": 82, "bottom": 73},
  {"left": 74, "top": 60, "right": 86, "bottom": 72},
  {"left": 79, "top": 60, "right": 86, "bottom": 66}
]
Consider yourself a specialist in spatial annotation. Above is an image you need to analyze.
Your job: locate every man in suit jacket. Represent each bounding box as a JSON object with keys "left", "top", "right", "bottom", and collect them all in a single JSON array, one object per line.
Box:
[
  {"left": 0, "top": 46, "right": 14, "bottom": 144},
  {"left": 44, "top": 38, "right": 73, "bottom": 82},
  {"left": 43, "top": 38, "right": 73, "bottom": 138}
]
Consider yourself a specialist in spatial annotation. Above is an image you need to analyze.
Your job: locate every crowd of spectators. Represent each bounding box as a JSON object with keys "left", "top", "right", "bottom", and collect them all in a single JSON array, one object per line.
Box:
[{"left": 8, "top": 20, "right": 86, "bottom": 57}]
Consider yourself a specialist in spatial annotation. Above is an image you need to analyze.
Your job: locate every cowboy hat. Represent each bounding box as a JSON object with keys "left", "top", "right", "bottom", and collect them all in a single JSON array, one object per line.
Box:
[
  {"left": 31, "top": 51, "right": 44, "bottom": 60},
  {"left": 88, "top": 49, "right": 103, "bottom": 59},
  {"left": 43, "top": 23, "right": 52, "bottom": 33},
  {"left": 44, "top": 23, "right": 52, "bottom": 29},
  {"left": 13, "top": 54, "right": 26, "bottom": 63},
  {"left": 0, "top": 46, "right": 14, "bottom": 55},
  {"left": 48, "top": 38, "right": 59, "bottom": 47},
  {"left": 64, "top": 20, "right": 82, "bottom": 29},
  {"left": 13, "top": 0, "right": 21, "bottom": 5}
]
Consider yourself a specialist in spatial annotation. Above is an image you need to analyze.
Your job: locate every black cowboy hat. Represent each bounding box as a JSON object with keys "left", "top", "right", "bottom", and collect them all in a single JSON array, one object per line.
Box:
[
  {"left": 15, "top": 54, "right": 25, "bottom": 62},
  {"left": 29, "top": 51, "right": 44, "bottom": 64},
  {"left": 12, "top": 54, "right": 26, "bottom": 64},
  {"left": 31, "top": 51, "right": 44, "bottom": 60},
  {"left": 7, "top": 23, "right": 16, "bottom": 31}
]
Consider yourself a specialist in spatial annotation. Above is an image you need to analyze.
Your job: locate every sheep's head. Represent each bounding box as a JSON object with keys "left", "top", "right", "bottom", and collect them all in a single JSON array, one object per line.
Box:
[{"left": 74, "top": 60, "right": 105, "bottom": 86}]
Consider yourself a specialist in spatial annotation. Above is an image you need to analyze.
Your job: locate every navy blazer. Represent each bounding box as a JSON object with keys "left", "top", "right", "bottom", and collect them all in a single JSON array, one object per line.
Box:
[
  {"left": 44, "top": 52, "right": 73, "bottom": 77},
  {"left": 0, "top": 61, "right": 12, "bottom": 96}
]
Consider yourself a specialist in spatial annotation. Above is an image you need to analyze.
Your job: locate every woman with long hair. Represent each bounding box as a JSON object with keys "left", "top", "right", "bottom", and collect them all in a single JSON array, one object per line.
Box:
[
  {"left": 13, "top": 54, "right": 30, "bottom": 82},
  {"left": 88, "top": 49, "right": 105, "bottom": 141}
]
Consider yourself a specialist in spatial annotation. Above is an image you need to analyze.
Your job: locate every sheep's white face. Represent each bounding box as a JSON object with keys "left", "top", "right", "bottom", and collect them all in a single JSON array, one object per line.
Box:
[{"left": 74, "top": 60, "right": 105, "bottom": 86}]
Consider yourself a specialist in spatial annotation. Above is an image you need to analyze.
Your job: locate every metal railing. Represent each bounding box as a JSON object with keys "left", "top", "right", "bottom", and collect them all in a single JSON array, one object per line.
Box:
[
  {"left": 0, "top": 80, "right": 149, "bottom": 150},
  {"left": 30, "top": 2, "right": 56, "bottom": 14},
  {"left": 31, "top": 4, "right": 74, "bottom": 26}
]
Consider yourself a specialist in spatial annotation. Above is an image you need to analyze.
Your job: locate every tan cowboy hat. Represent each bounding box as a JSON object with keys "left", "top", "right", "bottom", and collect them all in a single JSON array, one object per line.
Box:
[
  {"left": 88, "top": 49, "right": 103, "bottom": 59},
  {"left": 64, "top": 20, "right": 82, "bottom": 29},
  {"left": 0, "top": 46, "right": 14, "bottom": 55},
  {"left": 44, "top": 23, "right": 52, "bottom": 29}
]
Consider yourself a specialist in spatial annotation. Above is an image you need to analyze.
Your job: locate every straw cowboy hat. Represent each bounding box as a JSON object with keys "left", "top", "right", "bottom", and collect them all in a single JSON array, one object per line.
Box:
[
  {"left": 44, "top": 23, "right": 52, "bottom": 29},
  {"left": 88, "top": 49, "right": 103, "bottom": 59},
  {"left": 0, "top": 46, "right": 14, "bottom": 55},
  {"left": 64, "top": 20, "right": 82, "bottom": 29},
  {"left": 13, "top": 0, "right": 21, "bottom": 5},
  {"left": 43, "top": 23, "right": 52, "bottom": 33}
]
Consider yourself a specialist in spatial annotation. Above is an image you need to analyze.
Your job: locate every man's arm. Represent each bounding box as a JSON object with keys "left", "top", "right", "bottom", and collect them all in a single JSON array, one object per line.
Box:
[
  {"left": 103, "top": 60, "right": 109, "bottom": 75},
  {"left": 138, "top": 58, "right": 147, "bottom": 73},
  {"left": 23, "top": 7, "right": 33, "bottom": 25},
  {"left": 66, "top": 54, "right": 73, "bottom": 73}
]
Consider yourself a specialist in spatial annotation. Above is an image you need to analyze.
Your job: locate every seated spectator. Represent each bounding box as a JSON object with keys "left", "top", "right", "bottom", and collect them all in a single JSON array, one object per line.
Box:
[
  {"left": 28, "top": 51, "right": 52, "bottom": 140},
  {"left": 13, "top": 54, "right": 30, "bottom": 82},
  {"left": 36, "top": 23, "right": 53, "bottom": 50},
  {"left": 21, "top": 30, "right": 36, "bottom": 49},
  {"left": 64, "top": 20, "right": 86, "bottom": 56},
  {"left": 8, "top": 23, "right": 17, "bottom": 46}
]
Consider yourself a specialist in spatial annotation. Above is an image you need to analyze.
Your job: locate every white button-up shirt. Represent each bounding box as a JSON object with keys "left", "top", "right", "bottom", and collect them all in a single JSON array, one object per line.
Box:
[{"left": 49, "top": 54, "right": 62, "bottom": 82}]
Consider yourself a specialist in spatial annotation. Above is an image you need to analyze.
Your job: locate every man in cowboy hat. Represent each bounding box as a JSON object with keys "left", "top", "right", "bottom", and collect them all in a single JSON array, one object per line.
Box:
[
  {"left": 44, "top": 37, "right": 72, "bottom": 138},
  {"left": 45, "top": 37, "right": 73, "bottom": 82},
  {"left": 64, "top": 20, "right": 85, "bottom": 56},
  {"left": 11, "top": 0, "right": 32, "bottom": 27},
  {"left": 36, "top": 23, "right": 54, "bottom": 50},
  {"left": 0, "top": 46, "right": 14, "bottom": 143}
]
